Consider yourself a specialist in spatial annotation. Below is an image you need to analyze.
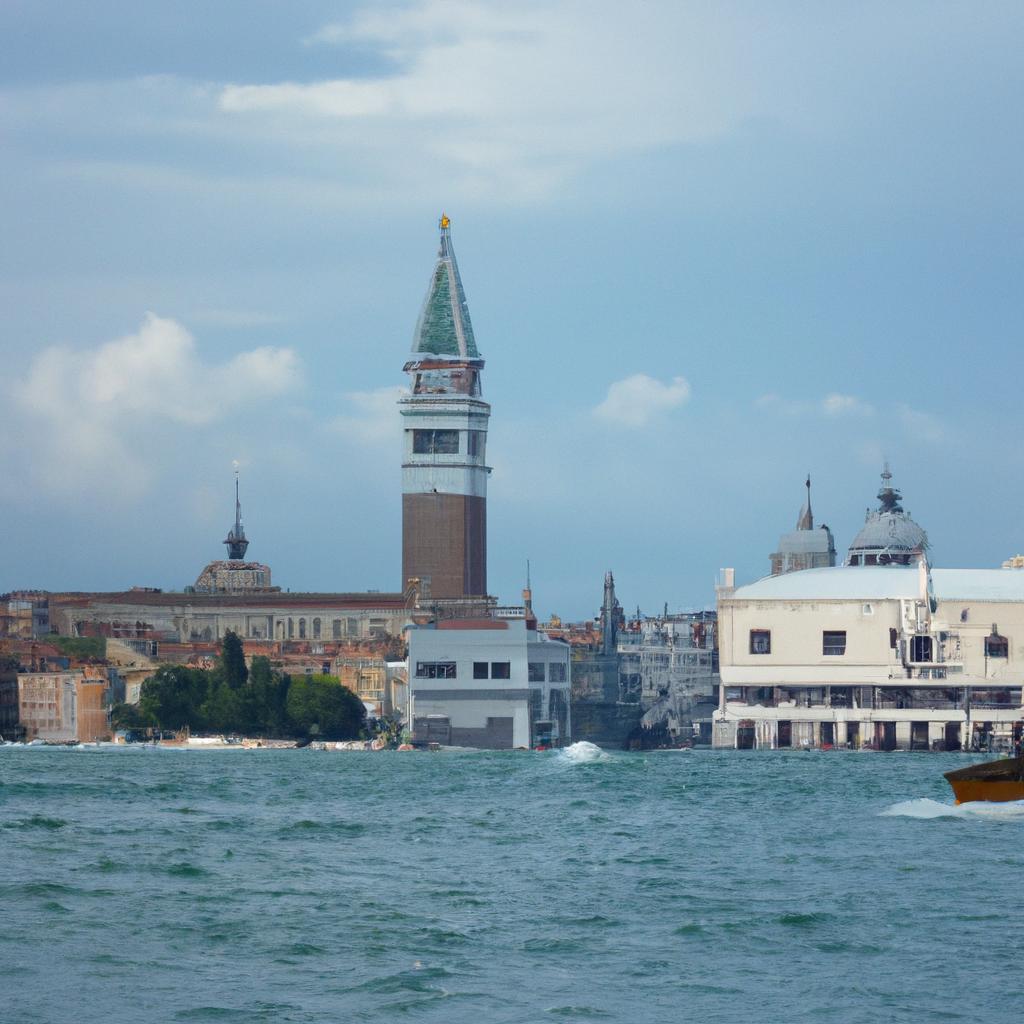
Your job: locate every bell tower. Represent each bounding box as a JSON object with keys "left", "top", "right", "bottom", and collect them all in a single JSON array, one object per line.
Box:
[{"left": 400, "top": 215, "right": 490, "bottom": 600}]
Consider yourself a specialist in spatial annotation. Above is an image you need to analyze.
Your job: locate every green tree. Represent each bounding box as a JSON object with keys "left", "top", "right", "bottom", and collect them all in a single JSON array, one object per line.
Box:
[
  {"left": 241, "top": 656, "right": 290, "bottom": 736},
  {"left": 202, "top": 679, "right": 241, "bottom": 733},
  {"left": 218, "top": 630, "right": 248, "bottom": 690},
  {"left": 286, "top": 674, "right": 366, "bottom": 740},
  {"left": 139, "top": 665, "right": 210, "bottom": 731}
]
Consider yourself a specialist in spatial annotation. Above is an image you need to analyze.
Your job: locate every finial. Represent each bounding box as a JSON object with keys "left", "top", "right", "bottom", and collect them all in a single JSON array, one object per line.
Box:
[{"left": 439, "top": 212, "right": 450, "bottom": 230}]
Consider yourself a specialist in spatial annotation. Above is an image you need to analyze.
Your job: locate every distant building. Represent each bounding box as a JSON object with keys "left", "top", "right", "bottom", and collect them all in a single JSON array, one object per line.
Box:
[
  {"left": 618, "top": 611, "right": 719, "bottom": 745},
  {"left": 0, "top": 592, "right": 50, "bottom": 639},
  {"left": 192, "top": 475, "right": 274, "bottom": 594},
  {"left": 14, "top": 669, "right": 111, "bottom": 742},
  {"left": 769, "top": 477, "right": 836, "bottom": 575},
  {"left": 407, "top": 609, "right": 571, "bottom": 749},
  {"left": 400, "top": 215, "right": 490, "bottom": 602},
  {"left": 1002, "top": 555, "right": 1024, "bottom": 569}
]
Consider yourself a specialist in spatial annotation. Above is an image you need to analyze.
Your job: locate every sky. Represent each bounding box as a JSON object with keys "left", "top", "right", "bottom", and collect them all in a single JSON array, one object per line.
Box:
[{"left": 2, "top": 1, "right": 1022, "bottom": 621}]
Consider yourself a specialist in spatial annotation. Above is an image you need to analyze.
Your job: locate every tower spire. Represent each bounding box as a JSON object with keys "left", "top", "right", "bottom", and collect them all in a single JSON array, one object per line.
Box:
[
  {"left": 224, "top": 468, "right": 249, "bottom": 561},
  {"left": 796, "top": 473, "right": 814, "bottom": 530}
]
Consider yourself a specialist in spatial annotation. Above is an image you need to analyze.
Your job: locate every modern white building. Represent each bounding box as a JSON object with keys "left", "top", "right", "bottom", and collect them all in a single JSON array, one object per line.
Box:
[{"left": 406, "top": 611, "right": 571, "bottom": 748}]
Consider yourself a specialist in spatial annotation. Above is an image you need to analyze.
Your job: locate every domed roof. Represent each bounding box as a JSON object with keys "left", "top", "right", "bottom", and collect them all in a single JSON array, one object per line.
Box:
[{"left": 845, "top": 467, "right": 928, "bottom": 566}]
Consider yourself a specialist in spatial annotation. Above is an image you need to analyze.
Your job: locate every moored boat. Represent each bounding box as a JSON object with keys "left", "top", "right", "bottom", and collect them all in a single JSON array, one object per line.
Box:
[{"left": 944, "top": 755, "right": 1024, "bottom": 803}]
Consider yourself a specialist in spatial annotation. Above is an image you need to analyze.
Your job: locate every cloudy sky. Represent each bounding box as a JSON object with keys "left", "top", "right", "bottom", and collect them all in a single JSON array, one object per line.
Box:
[{"left": 2, "top": 1, "right": 1022, "bottom": 619}]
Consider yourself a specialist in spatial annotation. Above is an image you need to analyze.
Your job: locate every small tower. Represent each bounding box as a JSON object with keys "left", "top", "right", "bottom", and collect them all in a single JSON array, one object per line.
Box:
[
  {"left": 769, "top": 475, "right": 836, "bottom": 575},
  {"left": 400, "top": 215, "right": 490, "bottom": 600},
  {"left": 224, "top": 472, "right": 249, "bottom": 561}
]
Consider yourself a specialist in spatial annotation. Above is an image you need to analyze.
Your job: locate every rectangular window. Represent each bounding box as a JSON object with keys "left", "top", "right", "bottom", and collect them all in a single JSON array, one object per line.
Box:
[
  {"left": 823, "top": 630, "right": 847, "bottom": 656},
  {"left": 986, "top": 635, "right": 1009, "bottom": 658},
  {"left": 468, "top": 430, "right": 485, "bottom": 457},
  {"left": 528, "top": 662, "right": 546, "bottom": 682},
  {"left": 473, "top": 661, "right": 489, "bottom": 680},
  {"left": 413, "top": 429, "right": 459, "bottom": 455},
  {"left": 549, "top": 662, "right": 567, "bottom": 683},
  {"left": 491, "top": 662, "right": 511, "bottom": 679},
  {"left": 415, "top": 661, "right": 457, "bottom": 679},
  {"left": 750, "top": 630, "right": 771, "bottom": 655},
  {"left": 910, "top": 635, "right": 933, "bottom": 662}
]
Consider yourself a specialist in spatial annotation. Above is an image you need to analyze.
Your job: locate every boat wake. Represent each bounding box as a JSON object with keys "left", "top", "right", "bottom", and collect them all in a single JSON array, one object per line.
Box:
[
  {"left": 557, "top": 741, "right": 612, "bottom": 765},
  {"left": 881, "top": 797, "right": 1024, "bottom": 820}
]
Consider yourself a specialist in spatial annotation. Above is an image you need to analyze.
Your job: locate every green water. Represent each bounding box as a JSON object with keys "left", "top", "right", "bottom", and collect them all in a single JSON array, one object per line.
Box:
[{"left": 2, "top": 745, "right": 1021, "bottom": 1022}]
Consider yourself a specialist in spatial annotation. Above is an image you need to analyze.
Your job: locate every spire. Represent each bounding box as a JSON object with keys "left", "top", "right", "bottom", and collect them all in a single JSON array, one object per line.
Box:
[
  {"left": 412, "top": 214, "right": 480, "bottom": 359},
  {"left": 796, "top": 474, "right": 814, "bottom": 530},
  {"left": 224, "top": 470, "right": 249, "bottom": 560},
  {"left": 877, "top": 461, "right": 903, "bottom": 514}
]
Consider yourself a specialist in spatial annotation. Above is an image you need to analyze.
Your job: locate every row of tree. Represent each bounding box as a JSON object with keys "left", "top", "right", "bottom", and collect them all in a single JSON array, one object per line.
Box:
[{"left": 111, "top": 632, "right": 366, "bottom": 740}]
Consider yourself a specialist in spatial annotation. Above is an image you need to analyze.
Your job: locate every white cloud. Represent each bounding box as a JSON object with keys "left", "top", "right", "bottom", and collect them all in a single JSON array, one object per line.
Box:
[
  {"left": 821, "top": 393, "right": 874, "bottom": 416},
  {"left": 756, "top": 392, "right": 874, "bottom": 417},
  {"left": 593, "top": 374, "right": 691, "bottom": 428},
  {"left": 328, "top": 385, "right": 409, "bottom": 444},
  {"left": 5, "top": 313, "right": 301, "bottom": 498}
]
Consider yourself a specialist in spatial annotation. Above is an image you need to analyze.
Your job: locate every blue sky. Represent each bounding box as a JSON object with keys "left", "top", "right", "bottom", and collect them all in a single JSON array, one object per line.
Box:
[{"left": 2, "top": 1, "right": 1022, "bottom": 620}]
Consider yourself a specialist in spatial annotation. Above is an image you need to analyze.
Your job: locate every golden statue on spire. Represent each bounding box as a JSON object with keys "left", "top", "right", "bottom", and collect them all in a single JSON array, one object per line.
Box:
[{"left": 440, "top": 212, "right": 450, "bottom": 230}]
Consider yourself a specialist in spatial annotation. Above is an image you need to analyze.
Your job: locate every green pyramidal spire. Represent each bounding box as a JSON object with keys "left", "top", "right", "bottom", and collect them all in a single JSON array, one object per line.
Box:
[{"left": 412, "top": 214, "right": 480, "bottom": 359}]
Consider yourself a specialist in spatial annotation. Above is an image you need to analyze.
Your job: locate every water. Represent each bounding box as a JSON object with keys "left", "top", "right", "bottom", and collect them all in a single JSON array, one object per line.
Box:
[{"left": 2, "top": 745, "right": 1021, "bottom": 1023}]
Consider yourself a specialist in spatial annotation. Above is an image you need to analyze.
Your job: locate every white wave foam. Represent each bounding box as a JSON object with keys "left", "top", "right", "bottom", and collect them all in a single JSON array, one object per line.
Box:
[
  {"left": 558, "top": 741, "right": 611, "bottom": 764},
  {"left": 881, "top": 797, "right": 1024, "bottom": 820}
]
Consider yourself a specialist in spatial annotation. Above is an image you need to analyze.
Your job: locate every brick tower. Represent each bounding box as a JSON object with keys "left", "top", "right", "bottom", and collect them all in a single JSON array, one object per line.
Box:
[{"left": 400, "top": 215, "right": 490, "bottom": 600}]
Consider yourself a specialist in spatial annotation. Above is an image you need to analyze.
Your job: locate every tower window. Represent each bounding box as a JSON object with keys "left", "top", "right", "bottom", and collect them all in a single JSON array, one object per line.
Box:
[
  {"left": 468, "top": 430, "right": 485, "bottom": 457},
  {"left": 823, "top": 631, "right": 847, "bottom": 656},
  {"left": 413, "top": 429, "right": 459, "bottom": 454},
  {"left": 750, "top": 630, "right": 771, "bottom": 655}
]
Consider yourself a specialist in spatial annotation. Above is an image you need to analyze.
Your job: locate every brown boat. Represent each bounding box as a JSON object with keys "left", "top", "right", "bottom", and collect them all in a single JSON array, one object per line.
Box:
[{"left": 944, "top": 755, "right": 1024, "bottom": 804}]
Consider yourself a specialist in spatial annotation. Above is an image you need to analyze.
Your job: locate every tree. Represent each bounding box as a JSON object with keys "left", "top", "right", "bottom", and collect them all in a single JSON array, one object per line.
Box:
[
  {"left": 139, "top": 665, "right": 210, "bottom": 730},
  {"left": 241, "top": 656, "right": 290, "bottom": 736},
  {"left": 285, "top": 675, "right": 366, "bottom": 740},
  {"left": 218, "top": 630, "right": 248, "bottom": 690}
]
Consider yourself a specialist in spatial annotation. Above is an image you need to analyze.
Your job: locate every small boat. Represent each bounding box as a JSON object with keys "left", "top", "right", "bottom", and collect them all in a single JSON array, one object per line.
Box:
[{"left": 944, "top": 755, "right": 1024, "bottom": 803}]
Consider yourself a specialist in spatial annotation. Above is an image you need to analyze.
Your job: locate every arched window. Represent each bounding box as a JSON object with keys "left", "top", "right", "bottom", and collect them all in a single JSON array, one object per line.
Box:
[
  {"left": 313, "top": 618, "right": 321, "bottom": 639},
  {"left": 299, "top": 618, "right": 307, "bottom": 639},
  {"left": 288, "top": 618, "right": 294, "bottom": 638},
  {"left": 332, "top": 619, "right": 342, "bottom": 639}
]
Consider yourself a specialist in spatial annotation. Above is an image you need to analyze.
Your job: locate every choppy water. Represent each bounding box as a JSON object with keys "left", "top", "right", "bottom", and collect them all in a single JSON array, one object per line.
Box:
[{"left": 2, "top": 745, "right": 1022, "bottom": 1023}]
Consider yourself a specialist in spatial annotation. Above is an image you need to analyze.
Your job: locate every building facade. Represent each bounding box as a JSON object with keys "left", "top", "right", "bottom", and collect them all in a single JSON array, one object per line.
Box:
[
  {"left": 407, "top": 611, "right": 571, "bottom": 749},
  {"left": 400, "top": 216, "right": 490, "bottom": 601}
]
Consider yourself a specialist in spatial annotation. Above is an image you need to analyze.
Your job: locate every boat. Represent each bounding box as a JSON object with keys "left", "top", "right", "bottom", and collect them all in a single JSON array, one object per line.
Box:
[{"left": 944, "top": 755, "right": 1024, "bottom": 803}]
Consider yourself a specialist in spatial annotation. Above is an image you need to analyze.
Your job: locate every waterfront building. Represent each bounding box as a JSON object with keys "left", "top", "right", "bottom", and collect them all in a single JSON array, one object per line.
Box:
[
  {"left": 406, "top": 608, "right": 571, "bottom": 749},
  {"left": 13, "top": 668, "right": 111, "bottom": 742},
  {"left": 400, "top": 215, "right": 490, "bottom": 602},
  {"left": 769, "top": 477, "right": 836, "bottom": 576},
  {"left": 714, "top": 471, "right": 1024, "bottom": 751},
  {"left": 619, "top": 610, "right": 719, "bottom": 744}
]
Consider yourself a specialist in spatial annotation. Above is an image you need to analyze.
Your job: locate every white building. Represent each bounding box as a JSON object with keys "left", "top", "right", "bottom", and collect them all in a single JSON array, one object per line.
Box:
[
  {"left": 715, "top": 469, "right": 1024, "bottom": 752},
  {"left": 714, "top": 564, "right": 1024, "bottom": 751},
  {"left": 406, "top": 611, "right": 571, "bottom": 748}
]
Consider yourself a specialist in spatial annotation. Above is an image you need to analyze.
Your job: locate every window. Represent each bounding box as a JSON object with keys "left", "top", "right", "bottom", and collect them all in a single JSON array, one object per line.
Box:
[
  {"left": 549, "top": 662, "right": 567, "bottom": 683},
  {"left": 491, "top": 662, "right": 511, "bottom": 679},
  {"left": 823, "top": 630, "right": 847, "bottom": 656},
  {"left": 528, "top": 662, "right": 546, "bottom": 682},
  {"left": 750, "top": 630, "right": 771, "bottom": 655},
  {"left": 312, "top": 618, "right": 321, "bottom": 640},
  {"left": 986, "top": 634, "right": 1009, "bottom": 658},
  {"left": 332, "top": 619, "right": 342, "bottom": 639},
  {"left": 473, "top": 661, "right": 489, "bottom": 679},
  {"left": 910, "top": 635, "right": 933, "bottom": 662},
  {"left": 413, "top": 429, "right": 459, "bottom": 455},
  {"left": 415, "top": 661, "right": 457, "bottom": 679},
  {"left": 468, "top": 430, "right": 485, "bottom": 457},
  {"left": 298, "top": 618, "right": 307, "bottom": 639},
  {"left": 346, "top": 617, "right": 359, "bottom": 637}
]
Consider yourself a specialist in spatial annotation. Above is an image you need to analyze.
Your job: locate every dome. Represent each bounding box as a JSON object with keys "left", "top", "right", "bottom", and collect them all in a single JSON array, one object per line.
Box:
[{"left": 845, "top": 467, "right": 928, "bottom": 566}]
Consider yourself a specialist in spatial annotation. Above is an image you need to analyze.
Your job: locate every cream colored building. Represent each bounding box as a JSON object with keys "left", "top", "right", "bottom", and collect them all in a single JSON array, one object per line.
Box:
[{"left": 714, "top": 563, "right": 1024, "bottom": 751}]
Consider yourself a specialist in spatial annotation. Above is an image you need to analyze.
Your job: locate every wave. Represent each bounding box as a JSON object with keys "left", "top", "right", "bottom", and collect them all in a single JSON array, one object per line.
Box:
[
  {"left": 880, "top": 797, "right": 1024, "bottom": 820},
  {"left": 557, "top": 741, "right": 611, "bottom": 764}
]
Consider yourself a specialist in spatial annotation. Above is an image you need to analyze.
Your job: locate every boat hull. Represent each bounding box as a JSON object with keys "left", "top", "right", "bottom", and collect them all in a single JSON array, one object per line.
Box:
[{"left": 944, "top": 755, "right": 1024, "bottom": 804}]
